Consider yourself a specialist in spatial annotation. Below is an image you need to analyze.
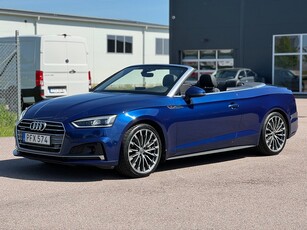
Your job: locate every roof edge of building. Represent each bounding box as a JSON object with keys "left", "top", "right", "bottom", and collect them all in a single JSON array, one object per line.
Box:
[{"left": 0, "top": 8, "right": 169, "bottom": 30}]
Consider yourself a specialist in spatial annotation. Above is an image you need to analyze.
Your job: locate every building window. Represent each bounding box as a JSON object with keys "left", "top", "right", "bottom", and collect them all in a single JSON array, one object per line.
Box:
[
  {"left": 107, "top": 35, "right": 133, "bottom": 54},
  {"left": 273, "top": 34, "right": 306, "bottom": 93},
  {"left": 156, "top": 38, "right": 169, "bottom": 55},
  {"left": 275, "top": 36, "right": 300, "bottom": 53},
  {"left": 181, "top": 49, "right": 234, "bottom": 79},
  {"left": 125, "top": 36, "right": 133, "bottom": 53},
  {"left": 107, "top": 35, "right": 115, "bottom": 53},
  {"left": 116, "top": 36, "right": 124, "bottom": 53}
]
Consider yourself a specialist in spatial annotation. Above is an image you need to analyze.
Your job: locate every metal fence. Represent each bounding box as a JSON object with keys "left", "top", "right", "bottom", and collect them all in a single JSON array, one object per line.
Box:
[{"left": 0, "top": 31, "right": 20, "bottom": 137}]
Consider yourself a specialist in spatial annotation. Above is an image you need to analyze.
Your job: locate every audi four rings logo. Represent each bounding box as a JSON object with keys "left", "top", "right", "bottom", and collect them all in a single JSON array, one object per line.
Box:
[{"left": 29, "top": 121, "right": 47, "bottom": 131}]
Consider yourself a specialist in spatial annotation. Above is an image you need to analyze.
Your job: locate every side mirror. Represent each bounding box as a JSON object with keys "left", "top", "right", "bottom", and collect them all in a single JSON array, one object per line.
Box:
[{"left": 184, "top": 86, "right": 206, "bottom": 104}]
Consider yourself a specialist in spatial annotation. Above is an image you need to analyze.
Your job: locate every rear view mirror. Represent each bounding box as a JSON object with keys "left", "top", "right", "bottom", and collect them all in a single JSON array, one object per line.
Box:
[
  {"left": 141, "top": 69, "right": 154, "bottom": 77},
  {"left": 141, "top": 72, "right": 154, "bottom": 77}
]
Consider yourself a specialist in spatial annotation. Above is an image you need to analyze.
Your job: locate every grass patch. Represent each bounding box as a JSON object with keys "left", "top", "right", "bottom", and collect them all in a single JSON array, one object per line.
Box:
[{"left": 0, "top": 105, "right": 17, "bottom": 137}]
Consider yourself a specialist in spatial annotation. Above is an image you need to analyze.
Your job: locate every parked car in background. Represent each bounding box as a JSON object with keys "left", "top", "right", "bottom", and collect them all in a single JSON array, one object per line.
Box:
[
  {"left": 14, "top": 64, "right": 298, "bottom": 178},
  {"left": 274, "top": 68, "right": 305, "bottom": 92},
  {"left": 212, "top": 68, "right": 263, "bottom": 90}
]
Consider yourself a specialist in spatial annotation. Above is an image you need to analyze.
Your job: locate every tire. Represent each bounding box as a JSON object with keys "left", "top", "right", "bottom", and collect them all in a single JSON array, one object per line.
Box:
[
  {"left": 116, "top": 124, "right": 162, "bottom": 178},
  {"left": 256, "top": 112, "right": 288, "bottom": 156}
]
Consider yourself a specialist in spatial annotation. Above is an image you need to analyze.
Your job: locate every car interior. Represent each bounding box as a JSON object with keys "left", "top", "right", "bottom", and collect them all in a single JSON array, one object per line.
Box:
[
  {"left": 178, "top": 73, "right": 260, "bottom": 96},
  {"left": 195, "top": 74, "right": 220, "bottom": 93}
]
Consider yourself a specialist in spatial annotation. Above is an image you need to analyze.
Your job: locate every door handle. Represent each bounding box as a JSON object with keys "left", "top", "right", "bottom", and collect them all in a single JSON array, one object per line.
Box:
[
  {"left": 228, "top": 103, "right": 239, "bottom": 109},
  {"left": 69, "top": 69, "right": 76, "bottom": 74}
]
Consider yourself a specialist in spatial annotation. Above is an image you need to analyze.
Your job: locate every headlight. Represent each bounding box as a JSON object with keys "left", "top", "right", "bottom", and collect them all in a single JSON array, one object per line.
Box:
[{"left": 72, "top": 115, "right": 117, "bottom": 128}]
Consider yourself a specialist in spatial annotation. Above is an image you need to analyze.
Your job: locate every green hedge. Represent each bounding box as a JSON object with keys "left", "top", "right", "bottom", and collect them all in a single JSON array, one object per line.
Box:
[{"left": 0, "top": 105, "right": 17, "bottom": 137}]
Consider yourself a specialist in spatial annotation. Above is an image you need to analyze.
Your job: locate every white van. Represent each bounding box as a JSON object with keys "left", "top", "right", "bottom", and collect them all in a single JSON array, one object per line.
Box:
[{"left": 0, "top": 34, "right": 91, "bottom": 107}]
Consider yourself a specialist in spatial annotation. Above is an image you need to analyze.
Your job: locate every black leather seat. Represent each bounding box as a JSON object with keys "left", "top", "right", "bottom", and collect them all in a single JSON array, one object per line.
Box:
[{"left": 197, "top": 74, "right": 220, "bottom": 93}]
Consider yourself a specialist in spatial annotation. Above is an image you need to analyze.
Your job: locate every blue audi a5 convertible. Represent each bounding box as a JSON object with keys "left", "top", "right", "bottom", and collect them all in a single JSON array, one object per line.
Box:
[{"left": 14, "top": 64, "right": 298, "bottom": 177}]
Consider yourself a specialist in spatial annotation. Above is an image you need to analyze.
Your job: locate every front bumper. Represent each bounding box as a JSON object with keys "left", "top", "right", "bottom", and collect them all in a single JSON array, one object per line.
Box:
[{"left": 14, "top": 119, "right": 123, "bottom": 168}]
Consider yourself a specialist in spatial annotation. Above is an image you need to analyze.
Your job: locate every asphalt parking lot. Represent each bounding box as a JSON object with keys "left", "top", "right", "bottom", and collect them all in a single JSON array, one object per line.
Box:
[{"left": 0, "top": 99, "right": 306, "bottom": 229}]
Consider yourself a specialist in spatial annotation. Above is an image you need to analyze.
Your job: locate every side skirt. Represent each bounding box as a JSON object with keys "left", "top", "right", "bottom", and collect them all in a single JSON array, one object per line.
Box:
[{"left": 168, "top": 145, "right": 256, "bottom": 160}]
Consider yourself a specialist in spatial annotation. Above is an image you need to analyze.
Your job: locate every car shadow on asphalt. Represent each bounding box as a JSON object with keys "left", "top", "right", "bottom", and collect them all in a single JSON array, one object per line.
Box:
[
  {"left": 0, "top": 149, "right": 260, "bottom": 182},
  {"left": 0, "top": 157, "right": 120, "bottom": 182}
]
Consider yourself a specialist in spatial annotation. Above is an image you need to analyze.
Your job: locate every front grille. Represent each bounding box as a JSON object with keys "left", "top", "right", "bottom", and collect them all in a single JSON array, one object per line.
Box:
[{"left": 17, "top": 119, "right": 65, "bottom": 153}]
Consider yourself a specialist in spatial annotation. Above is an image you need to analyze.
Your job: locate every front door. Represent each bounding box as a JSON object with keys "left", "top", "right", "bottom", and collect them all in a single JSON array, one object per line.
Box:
[{"left": 172, "top": 91, "right": 241, "bottom": 156}]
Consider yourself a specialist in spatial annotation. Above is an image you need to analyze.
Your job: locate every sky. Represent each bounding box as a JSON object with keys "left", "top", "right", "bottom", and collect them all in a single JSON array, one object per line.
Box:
[{"left": 0, "top": 0, "right": 169, "bottom": 25}]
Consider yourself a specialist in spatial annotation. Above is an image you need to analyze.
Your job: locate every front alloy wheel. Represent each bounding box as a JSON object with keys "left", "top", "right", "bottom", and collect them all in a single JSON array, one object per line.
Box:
[
  {"left": 117, "top": 124, "right": 162, "bottom": 178},
  {"left": 257, "top": 112, "right": 288, "bottom": 155}
]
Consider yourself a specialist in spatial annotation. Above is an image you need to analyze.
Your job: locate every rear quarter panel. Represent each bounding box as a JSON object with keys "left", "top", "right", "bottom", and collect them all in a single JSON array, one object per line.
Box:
[{"left": 234, "top": 85, "right": 297, "bottom": 146}]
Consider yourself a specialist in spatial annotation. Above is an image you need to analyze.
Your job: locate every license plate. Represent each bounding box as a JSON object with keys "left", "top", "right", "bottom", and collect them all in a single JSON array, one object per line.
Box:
[{"left": 22, "top": 133, "right": 51, "bottom": 146}]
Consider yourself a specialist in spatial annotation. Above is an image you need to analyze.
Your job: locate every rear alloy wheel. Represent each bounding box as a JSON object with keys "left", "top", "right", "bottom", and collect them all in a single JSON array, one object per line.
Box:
[
  {"left": 117, "top": 124, "right": 162, "bottom": 178},
  {"left": 257, "top": 112, "right": 288, "bottom": 156}
]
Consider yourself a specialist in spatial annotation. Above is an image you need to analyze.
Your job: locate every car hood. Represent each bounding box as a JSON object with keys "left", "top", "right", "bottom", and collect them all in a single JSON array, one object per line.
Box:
[{"left": 24, "top": 92, "right": 168, "bottom": 122}]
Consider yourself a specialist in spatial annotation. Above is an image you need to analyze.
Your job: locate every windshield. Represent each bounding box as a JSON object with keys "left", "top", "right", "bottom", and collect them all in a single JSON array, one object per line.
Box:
[
  {"left": 94, "top": 65, "right": 188, "bottom": 95},
  {"left": 215, "top": 69, "right": 238, "bottom": 79}
]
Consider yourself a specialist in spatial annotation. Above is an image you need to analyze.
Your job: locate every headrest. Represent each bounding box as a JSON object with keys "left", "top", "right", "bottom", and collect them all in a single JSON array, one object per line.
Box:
[
  {"left": 163, "top": 74, "right": 176, "bottom": 88},
  {"left": 199, "top": 74, "right": 217, "bottom": 88}
]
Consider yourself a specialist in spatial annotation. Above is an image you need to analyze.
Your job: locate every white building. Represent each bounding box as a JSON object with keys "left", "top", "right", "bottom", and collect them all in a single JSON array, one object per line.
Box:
[{"left": 0, "top": 8, "right": 169, "bottom": 84}]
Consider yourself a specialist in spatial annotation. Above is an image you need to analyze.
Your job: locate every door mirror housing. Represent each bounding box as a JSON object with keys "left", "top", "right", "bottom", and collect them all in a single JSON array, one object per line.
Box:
[{"left": 184, "top": 86, "right": 206, "bottom": 104}]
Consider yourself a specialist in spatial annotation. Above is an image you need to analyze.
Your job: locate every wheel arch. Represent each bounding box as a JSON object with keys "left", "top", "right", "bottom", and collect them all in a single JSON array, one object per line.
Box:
[
  {"left": 123, "top": 118, "right": 168, "bottom": 162},
  {"left": 255, "top": 108, "right": 290, "bottom": 155},
  {"left": 261, "top": 108, "right": 291, "bottom": 139}
]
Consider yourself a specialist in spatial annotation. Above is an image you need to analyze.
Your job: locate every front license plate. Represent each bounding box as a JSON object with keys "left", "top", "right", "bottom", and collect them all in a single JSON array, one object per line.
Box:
[{"left": 22, "top": 133, "right": 51, "bottom": 146}]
